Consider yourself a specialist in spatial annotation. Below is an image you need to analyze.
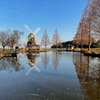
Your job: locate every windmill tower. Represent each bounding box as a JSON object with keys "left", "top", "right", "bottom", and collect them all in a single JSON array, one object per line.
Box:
[{"left": 24, "top": 24, "right": 41, "bottom": 53}]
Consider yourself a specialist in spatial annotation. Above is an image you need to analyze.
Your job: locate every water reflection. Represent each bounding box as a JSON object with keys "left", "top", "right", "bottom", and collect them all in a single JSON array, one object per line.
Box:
[
  {"left": 51, "top": 52, "right": 61, "bottom": 70},
  {"left": 41, "top": 52, "right": 50, "bottom": 70},
  {"left": 26, "top": 53, "right": 41, "bottom": 75},
  {"left": 0, "top": 52, "right": 100, "bottom": 100},
  {"left": 0, "top": 56, "right": 24, "bottom": 72},
  {"left": 73, "top": 52, "right": 100, "bottom": 100},
  {"left": 41, "top": 51, "right": 62, "bottom": 70}
]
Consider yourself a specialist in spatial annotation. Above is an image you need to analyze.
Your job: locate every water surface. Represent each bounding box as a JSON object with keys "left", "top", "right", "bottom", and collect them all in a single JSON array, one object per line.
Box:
[{"left": 0, "top": 51, "right": 100, "bottom": 100}]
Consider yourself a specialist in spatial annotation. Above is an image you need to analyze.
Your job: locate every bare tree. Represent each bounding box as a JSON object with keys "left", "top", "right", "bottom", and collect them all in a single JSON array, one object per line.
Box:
[
  {"left": 72, "top": 29, "right": 81, "bottom": 48},
  {"left": 92, "top": 0, "right": 100, "bottom": 41},
  {"left": 77, "top": 18, "right": 93, "bottom": 49},
  {"left": 73, "top": 0, "right": 96, "bottom": 50},
  {"left": 0, "top": 29, "right": 11, "bottom": 51},
  {"left": 9, "top": 30, "right": 24, "bottom": 49},
  {"left": 41, "top": 29, "right": 50, "bottom": 50},
  {"left": 0, "top": 29, "right": 24, "bottom": 50},
  {"left": 51, "top": 29, "right": 61, "bottom": 48}
]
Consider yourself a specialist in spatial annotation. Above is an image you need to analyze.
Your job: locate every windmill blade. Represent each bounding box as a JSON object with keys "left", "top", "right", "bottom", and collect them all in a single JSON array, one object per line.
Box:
[
  {"left": 24, "top": 24, "right": 41, "bottom": 44},
  {"left": 27, "top": 33, "right": 41, "bottom": 44},
  {"left": 27, "top": 56, "right": 41, "bottom": 66},
  {"left": 26, "top": 67, "right": 34, "bottom": 76},
  {"left": 26, "top": 57, "right": 41, "bottom": 75},
  {"left": 26, "top": 64, "right": 41, "bottom": 76},
  {"left": 25, "top": 24, "right": 40, "bottom": 35},
  {"left": 28, "top": 59, "right": 35, "bottom": 66},
  {"left": 28, "top": 34, "right": 34, "bottom": 41},
  {"left": 26, "top": 60, "right": 41, "bottom": 75},
  {"left": 35, "top": 57, "right": 41, "bottom": 65},
  {"left": 24, "top": 24, "right": 33, "bottom": 33},
  {"left": 33, "top": 65, "right": 41, "bottom": 72},
  {"left": 34, "top": 35, "right": 41, "bottom": 44},
  {"left": 33, "top": 27, "right": 41, "bottom": 35},
  {"left": 32, "top": 27, "right": 41, "bottom": 43}
]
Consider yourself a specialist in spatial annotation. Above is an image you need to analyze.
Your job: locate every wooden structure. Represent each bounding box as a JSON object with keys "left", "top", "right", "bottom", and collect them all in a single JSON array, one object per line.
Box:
[
  {"left": 27, "top": 34, "right": 40, "bottom": 53},
  {"left": 0, "top": 52, "right": 17, "bottom": 57},
  {"left": 66, "top": 44, "right": 75, "bottom": 50},
  {"left": 24, "top": 24, "right": 41, "bottom": 54}
]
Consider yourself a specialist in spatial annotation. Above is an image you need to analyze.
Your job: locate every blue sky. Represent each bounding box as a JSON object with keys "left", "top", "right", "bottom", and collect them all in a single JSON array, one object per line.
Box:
[{"left": 0, "top": 0, "right": 88, "bottom": 45}]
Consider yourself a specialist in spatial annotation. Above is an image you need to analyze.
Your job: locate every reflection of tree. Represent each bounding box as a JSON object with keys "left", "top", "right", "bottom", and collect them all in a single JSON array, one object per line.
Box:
[
  {"left": 73, "top": 52, "right": 89, "bottom": 80},
  {"left": 73, "top": 52, "right": 100, "bottom": 100},
  {"left": 41, "top": 52, "right": 50, "bottom": 70},
  {"left": 0, "top": 57, "right": 24, "bottom": 72},
  {"left": 52, "top": 52, "right": 61, "bottom": 70}
]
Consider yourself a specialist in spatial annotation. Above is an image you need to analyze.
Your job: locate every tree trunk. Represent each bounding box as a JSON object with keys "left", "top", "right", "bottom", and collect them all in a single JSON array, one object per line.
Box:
[
  {"left": 81, "top": 45, "right": 83, "bottom": 51},
  {"left": 88, "top": 42, "right": 91, "bottom": 51},
  {"left": 11, "top": 44, "right": 14, "bottom": 49},
  {"left": 3, "top": 46, "right": 5, "bottom": 51},
  {"left": 45, "top": 45, "right": 47, "bottom": 51}
]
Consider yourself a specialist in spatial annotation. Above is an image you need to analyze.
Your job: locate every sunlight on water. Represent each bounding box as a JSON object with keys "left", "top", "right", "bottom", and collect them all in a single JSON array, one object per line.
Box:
[{"left": 0, "top": 51, "right": 100, "bottom": 100}]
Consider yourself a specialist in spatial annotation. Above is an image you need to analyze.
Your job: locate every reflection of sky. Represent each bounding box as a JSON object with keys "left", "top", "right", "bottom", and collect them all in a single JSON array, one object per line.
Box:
[
  {"left": 0, "top": 52, "right": 99, "bottom": 100},
  {"left": 24, "top": 51, "right": 79, "bottom": 82},
  {"left": 0, "top": 52, "right": 87, "bottom": 100},
  {"left": 40, "top": 52, "right": 77, "bottom": 75},
  {"left": 90, "top": 57, "right": 100, "bottom": 66}
]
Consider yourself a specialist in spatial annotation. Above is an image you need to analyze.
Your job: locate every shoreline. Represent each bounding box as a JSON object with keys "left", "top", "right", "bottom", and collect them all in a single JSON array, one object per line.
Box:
[{"left": 0, "top": 48, "right": 100, "bottom": 58}]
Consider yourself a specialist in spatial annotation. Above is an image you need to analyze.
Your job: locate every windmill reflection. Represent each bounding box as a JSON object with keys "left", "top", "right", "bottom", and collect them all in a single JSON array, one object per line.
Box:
[
  {"left": 26, "top": 53, "right": 41, "bottom": 75},
  {"left": 41, "top": 52, "right": 50, "bottom": 70},
  {"left": 52, "top": 52, "right": 61, "bottom": 70},
  {"left": 0, "top": 56, "right": 24, "bottom": 72},
  {"left": 73, "top": 52, "right": 100, "bottom": 100}
]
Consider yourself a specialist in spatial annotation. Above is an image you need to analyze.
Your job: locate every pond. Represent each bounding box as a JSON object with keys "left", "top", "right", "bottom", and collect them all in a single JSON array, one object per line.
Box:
[{"left": 0, "top": 51, "right": 100, "bottom": 100}]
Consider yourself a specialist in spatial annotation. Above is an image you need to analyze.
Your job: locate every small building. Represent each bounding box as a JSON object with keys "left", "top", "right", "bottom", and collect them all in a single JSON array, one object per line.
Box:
[{"left": 66, "top": 44, "right": 75, "bottom": 50}]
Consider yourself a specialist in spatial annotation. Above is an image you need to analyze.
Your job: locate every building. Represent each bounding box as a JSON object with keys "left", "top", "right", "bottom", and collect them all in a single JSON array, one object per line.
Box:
[
  {"left": 27, "top": 33, "right": 40, "bottom": 54},
  {"left": 66, "top": 44, "right": 75, "bottom": 50}
]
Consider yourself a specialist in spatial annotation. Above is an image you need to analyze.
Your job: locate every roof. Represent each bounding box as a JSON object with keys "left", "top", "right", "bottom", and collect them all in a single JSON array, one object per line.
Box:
[
  {"left": 65, "top": 44, "right": 74, "bottom": 47},
  {"left": 27, "top": 44, "right": 41, "bottom": 47},
  {"left": 27, "top": 33, "right": 33, "bottom": 37}
]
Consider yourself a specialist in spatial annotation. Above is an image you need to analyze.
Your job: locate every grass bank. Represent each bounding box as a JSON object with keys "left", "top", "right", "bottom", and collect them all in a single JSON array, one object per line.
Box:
[
  {"left": 81, "top": 48, "right": 100, "bottom": 54},
  {"left": 73, "top": 48, "right": 100, "bottom": 57}
]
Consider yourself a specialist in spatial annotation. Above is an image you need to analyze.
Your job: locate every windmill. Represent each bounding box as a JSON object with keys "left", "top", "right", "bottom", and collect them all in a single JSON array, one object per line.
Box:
[{"left": 24, "top": 24, "right": 41, "bottom": 52}]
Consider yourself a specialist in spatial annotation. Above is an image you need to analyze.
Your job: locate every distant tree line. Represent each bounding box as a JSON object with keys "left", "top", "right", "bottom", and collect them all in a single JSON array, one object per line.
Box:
[
  {"left": 41, "top": 27, "right": 100, "bottom": 49},
  {"left": 52, "top": 40, "right": 100, "bottom": 49},
  {"left": 0, "top": 29, "right": 24, "bottom": 51},
  {"left": 73, "top": 0, "right": 100, "bottom": 50}
]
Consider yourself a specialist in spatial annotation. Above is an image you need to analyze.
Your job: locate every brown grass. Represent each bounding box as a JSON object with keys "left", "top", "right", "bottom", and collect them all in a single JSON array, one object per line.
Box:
[{"left": 81, "top": 48, "right": 100, "bottom": 54}]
